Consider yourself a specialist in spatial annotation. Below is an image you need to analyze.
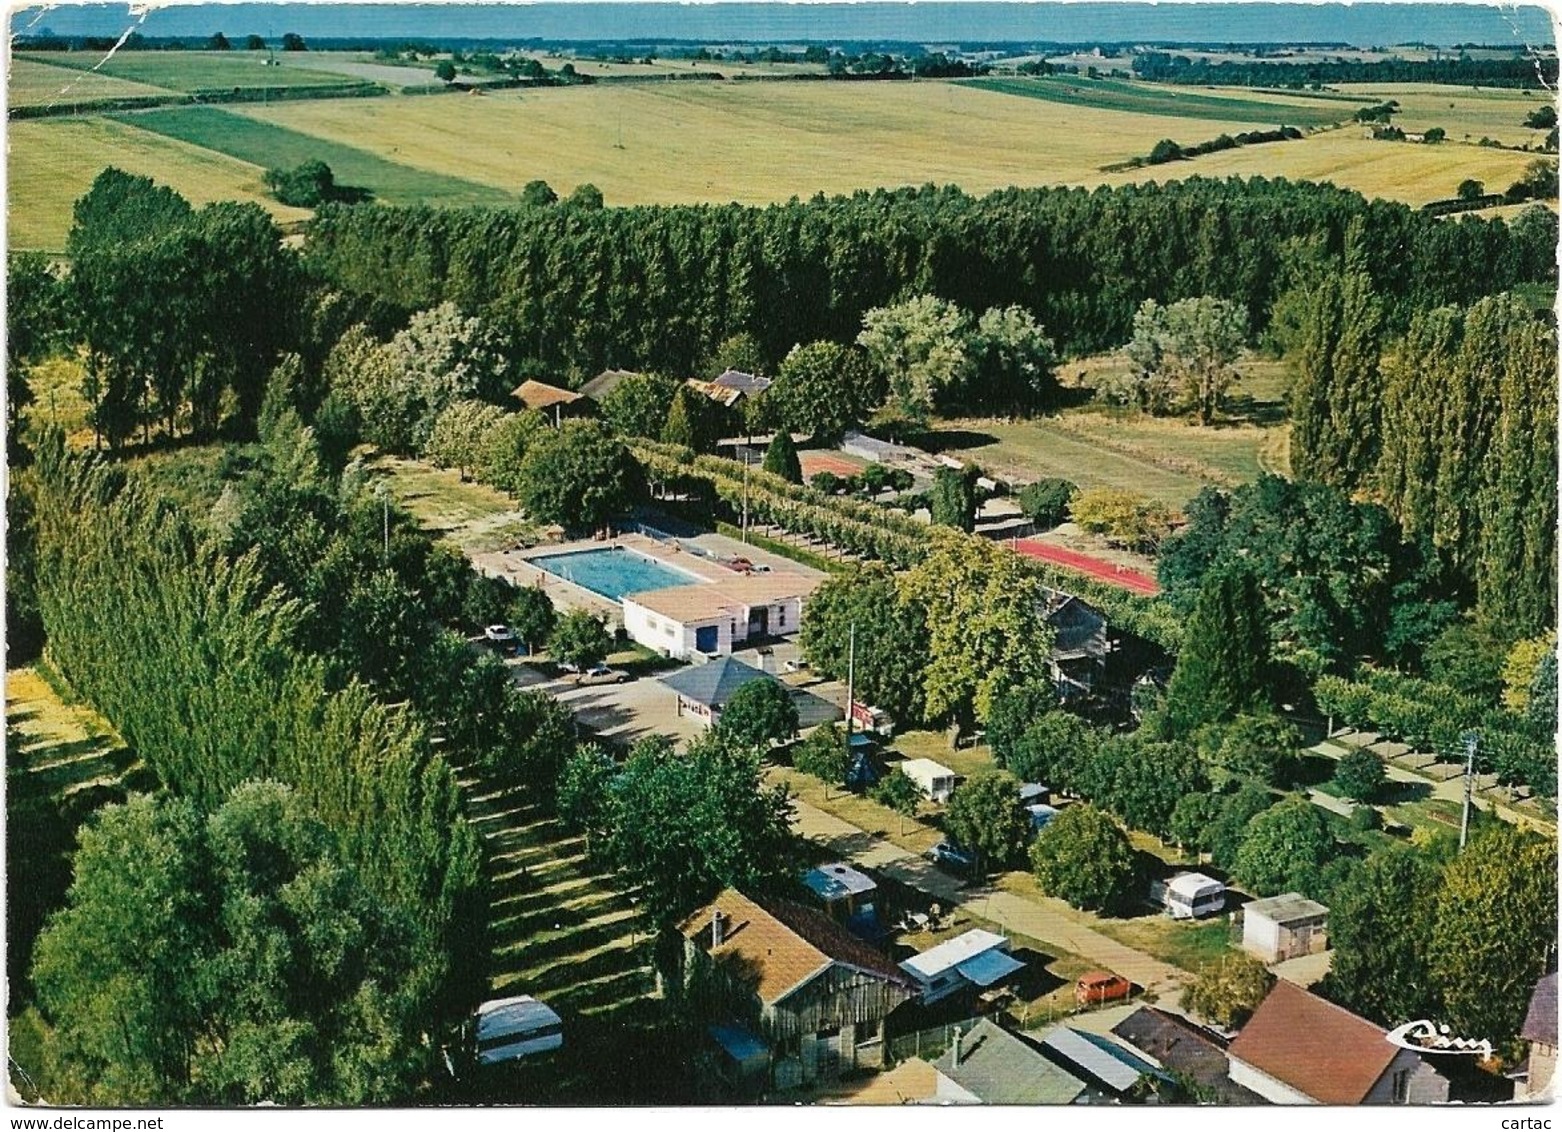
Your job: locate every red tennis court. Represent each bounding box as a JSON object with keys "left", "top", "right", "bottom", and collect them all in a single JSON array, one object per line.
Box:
[
  {"left": 799, "top": 451, "right": 867, "bottom": 478},
  {"left": 1012, "top": 539, "right": 1161, "bottom": 596}
]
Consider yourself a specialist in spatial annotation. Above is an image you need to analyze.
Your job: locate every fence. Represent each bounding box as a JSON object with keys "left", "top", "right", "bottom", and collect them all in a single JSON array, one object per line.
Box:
[{"left": 886, "top": 1017, "right": 982, "bottom": 1066}]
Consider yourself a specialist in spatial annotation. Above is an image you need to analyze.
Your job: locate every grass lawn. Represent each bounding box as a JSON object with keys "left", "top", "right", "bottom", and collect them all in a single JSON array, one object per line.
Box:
[
  {"left": 995, "top": 869, "right": 1236, "bottom": 977},
  {"left": 6, "top": 116, "right": 311, "bottom": 253},
  {"left": 115, "top": 107, "right": 520, "bottom": 209},
  {"left": 961, "top": 75, "right": 1351, "bottom": 128},
  {"left": 769, "top": 763, "right": 946, "bottom": 856},
  {"left": 453, "top": 766, "right": 685, "bottom": 1103},
  {"left": 363, "top": 455, "right": 537, "bottom": 552},
  {"left": 924, "top": 417, "right": 1216, "bottom": 507},
  {"left": 19, "top": 355, "right": 95, "bottom": 446},
  {"left": 8, "top": 55, "right": 172, "bottom": 105},
  {"left": 19, "top": 50, "right": 364, "bottom": 93},
  {"left": 7, "top": 664, "right": 150, "bottom": 1096}
]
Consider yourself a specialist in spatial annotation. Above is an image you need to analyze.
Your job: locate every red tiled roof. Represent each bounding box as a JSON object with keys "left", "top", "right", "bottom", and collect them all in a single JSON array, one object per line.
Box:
[{"left": 1228, "top": 980, "right": 1398, "bottom": 1103}]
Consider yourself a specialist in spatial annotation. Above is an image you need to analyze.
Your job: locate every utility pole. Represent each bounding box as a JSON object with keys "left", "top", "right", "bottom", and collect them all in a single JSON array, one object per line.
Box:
[
  {"left": 380, "top": 486, "right": 390, "bottom": 564},
  {"left": 1460, "top": 730, "right": 1479, "bottom": 850},
  {"left": 741, "top": 450, "right": 750, "bottom": 545},
  {"left": 843, "top": 622, "right": 856, "bottom": 762}
]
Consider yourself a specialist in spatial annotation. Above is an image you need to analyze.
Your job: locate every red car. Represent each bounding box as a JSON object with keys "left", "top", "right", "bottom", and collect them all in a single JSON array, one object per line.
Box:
[{"left": 1075, "top": 971, "right": 1133, "bottom": 1007}]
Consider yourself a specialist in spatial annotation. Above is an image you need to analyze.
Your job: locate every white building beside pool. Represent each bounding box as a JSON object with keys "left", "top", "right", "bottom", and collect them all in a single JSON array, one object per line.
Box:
[{"left": 622, "top": 574, "right": 819, "bottom": 660}]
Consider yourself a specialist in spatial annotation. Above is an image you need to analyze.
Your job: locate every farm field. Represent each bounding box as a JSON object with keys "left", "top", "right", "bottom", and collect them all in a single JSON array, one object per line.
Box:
[
  {"left": 230, "top": 79, "right": 1274, "bottom": 204},
  {"left": 1336, "top": 82, "right": 1556, "bottom": 147},
  {"left": 15, "top": 50, "right": 364, "bottom": 92},
  {"left": 960, "top": 74, "right": 1360, "bottom": 127},
  {"left": 1105, "top": 125, "right": 1545, "bottom": 204},
  {"left": 6, "top": 116, "right": 312, "bottom": 252},
  {"left": 8, "top": 55, "right": 171, "bottom": 105},
  {"left": 269, "top": 51, "right": 455, "bottom": 87},
  {"left": 10, "top": 76, "right": 1547, "bottom": 251},
  {"left": 117, "top": 106, "right": 520, "bottom": 208}
]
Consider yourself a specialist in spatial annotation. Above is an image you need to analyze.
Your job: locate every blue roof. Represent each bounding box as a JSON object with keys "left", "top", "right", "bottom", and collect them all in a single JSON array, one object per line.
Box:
[
  {"left": 658, "top": 656, "right": 778, "bottom": 708},
  {"left": 956, "top": 948, "right": 1027, "bottom": 988}
]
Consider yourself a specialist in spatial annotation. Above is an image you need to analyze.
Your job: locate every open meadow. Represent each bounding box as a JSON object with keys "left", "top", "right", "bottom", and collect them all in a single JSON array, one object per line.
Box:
[
  {"left": 9, "top": 66, "right": 1553, "bottom": 251},
  {"left": 6, "top": 116, "right": 312, "bottom": 252},
  {"left": 15, "top": 49, "right": 363, "bottom": 92},
  {"left": 8, "top": 55, "right": 171, "bottom": 106}
]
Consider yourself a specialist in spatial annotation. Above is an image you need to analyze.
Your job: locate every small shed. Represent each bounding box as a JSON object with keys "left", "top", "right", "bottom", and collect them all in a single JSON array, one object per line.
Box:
[
  {"left": 579, "top": 367, "right": 642, "bottom": 403},
  {"left": 899, "top": 758, "right": 957, "bottom": 803},
  {"left": 512, "top": 379, "right": 592, "bottom": 423},
  {"left": 900, "top": 929, "right": 1024, "bottom": 1005},
  {"left": 708, "top": 1023, "right": 770, "bottom": 1094},
  {"left": 1243, "top": 892, "right": 1329, "bottom": 963}
]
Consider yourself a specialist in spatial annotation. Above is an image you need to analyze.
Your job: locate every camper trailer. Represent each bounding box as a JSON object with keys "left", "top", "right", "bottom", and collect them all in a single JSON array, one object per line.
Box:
[{"left": 1158, "top": 873, "right": 1226, "bottom": 920}]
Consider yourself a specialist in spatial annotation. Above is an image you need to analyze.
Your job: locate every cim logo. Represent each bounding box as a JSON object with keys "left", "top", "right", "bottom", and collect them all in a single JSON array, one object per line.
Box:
[{"left": 1385, "top": 1019, "right": 1495, "bottom": 1060}]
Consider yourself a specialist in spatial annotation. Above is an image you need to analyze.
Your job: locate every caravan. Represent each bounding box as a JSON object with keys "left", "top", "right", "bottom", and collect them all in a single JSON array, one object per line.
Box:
[{"left": 1159, "top": 872, "right": 1226, "bottom": 920}]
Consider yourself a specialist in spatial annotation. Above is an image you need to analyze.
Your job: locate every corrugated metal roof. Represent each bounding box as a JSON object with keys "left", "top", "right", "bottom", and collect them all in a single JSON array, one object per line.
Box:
[
  {"left": 1041, "top": 1025, "right": 1147, "bottom": 1093},
  {"left": 802, "top": 862, "right": 877, "bottom": 901},
  {"left": 901, "top": 929, "right": 1008, "bottom": 981}
]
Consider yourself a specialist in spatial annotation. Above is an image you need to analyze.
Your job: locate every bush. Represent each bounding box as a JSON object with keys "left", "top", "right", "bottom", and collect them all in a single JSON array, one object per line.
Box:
[
  {"left": 263, "top": 159, "right": 337, "bottom": 207},
  {"left": 1334, "top": 749, "right": 1386, "bottom": 803},
  {"left": 1350, "top": 804, "right": 1382, "bottom": 832},
  {"left": 1017, "top": 478, "right": 1078, "bottom": 528}
]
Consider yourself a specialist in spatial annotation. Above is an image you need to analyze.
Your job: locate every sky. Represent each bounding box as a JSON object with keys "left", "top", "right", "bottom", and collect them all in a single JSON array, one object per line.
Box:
[{"left": 11, "top": 2, "right": 1558, "bottom": 47}]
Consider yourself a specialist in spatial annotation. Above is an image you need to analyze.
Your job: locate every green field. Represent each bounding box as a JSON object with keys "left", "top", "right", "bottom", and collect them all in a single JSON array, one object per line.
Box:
[
  {"left": 9, "top": 68, "right": 1547, "bottom": 256},
  {"left": 6, "top": 116, "right": 312, "bottom": 252},
  {"left": 17, "top": 50, "right": 363, "bottom": 92},
  {"left": 961, "top": 74, "right": 1357, "bottom": 128},
  {"left": 117, "top": 106, "right": 520, "bottom": 207},
  {"left": 8, "top": 56, "right": 172, "bottom": 106},
  {"left": 925, "top": 417, "right": 1233, "bottom": 507}
]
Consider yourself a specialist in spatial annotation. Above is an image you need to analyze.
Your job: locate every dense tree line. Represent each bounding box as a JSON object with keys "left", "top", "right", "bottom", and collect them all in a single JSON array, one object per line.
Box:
[
  {"left": 1289, "top": 287, "right": 1557, "bottom": 639},
  {"left": 68, "top": 170, "right": 305, "bottom": 449},
  {"left": 304, "top": 179, "right": 1555, "bottom": 385},
  {"left": 26, "top": 433, "right": 485, "bottom": 1098},
  {"left": 1131, "top": 51, "right": 1557, "bottom": 88},
  {"left": 1159, "top": 476, "right": 1459, "bottom": 673}
]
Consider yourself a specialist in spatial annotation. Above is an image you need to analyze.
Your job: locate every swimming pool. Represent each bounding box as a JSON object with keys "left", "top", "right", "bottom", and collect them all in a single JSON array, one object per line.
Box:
[{"left": 529, "top": 547, "right": 704, "bottom": 603}]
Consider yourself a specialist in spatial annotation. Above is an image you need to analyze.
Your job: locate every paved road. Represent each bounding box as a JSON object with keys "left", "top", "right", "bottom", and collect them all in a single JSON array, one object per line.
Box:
[{"left": 790, "top": 796, "right": 1191, "bottom": 1002}]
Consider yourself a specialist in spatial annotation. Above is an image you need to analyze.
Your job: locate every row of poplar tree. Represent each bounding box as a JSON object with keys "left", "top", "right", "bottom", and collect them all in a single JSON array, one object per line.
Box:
[
  {"left": 1289, "top": 280, "right": 1557, "bottom": 637},
  {"left": 303, "top": 177, "right": 1557, "bottom": 381}
]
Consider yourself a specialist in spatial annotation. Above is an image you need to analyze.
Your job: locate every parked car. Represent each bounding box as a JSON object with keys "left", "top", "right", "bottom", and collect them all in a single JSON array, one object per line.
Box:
[
  {"left": 926, "top": 841, "right": 977, "bottom": 874},
  {"left": 484, "top": 625, "right": 516, "bottom": 650},
  {"left": 1075, "top": 970, "right": 1133, "bottom": 1007},
  {"left": 577, "top": 665, "right": 628, "bottom": 686}
]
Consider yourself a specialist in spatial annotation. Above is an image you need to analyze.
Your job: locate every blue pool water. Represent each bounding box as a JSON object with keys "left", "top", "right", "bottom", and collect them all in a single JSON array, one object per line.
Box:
[{"left": 529, "top": 547, "right": 703, "bottom": 603}]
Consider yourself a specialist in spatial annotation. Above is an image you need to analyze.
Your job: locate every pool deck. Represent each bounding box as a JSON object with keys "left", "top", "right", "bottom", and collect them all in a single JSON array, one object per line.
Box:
[{"left": 469, "top": 530, "right": 827, "bottom": 632}]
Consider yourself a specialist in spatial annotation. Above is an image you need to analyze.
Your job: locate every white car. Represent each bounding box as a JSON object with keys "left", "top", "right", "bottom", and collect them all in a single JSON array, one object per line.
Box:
[
  {"left": 484, "top": 624, "right": 515, "bottom": 646},
  {"left": 577, "top": 664, "right": 628, "bottom": 686},
  {"left": 473, "top": 995, "right": 563, "bottom": 1066}
]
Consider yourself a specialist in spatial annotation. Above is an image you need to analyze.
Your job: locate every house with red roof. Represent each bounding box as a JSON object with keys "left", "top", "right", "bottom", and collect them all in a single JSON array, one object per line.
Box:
[{"left": 1228, "top": 980, "right": 1449, "bottom": 1104}]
